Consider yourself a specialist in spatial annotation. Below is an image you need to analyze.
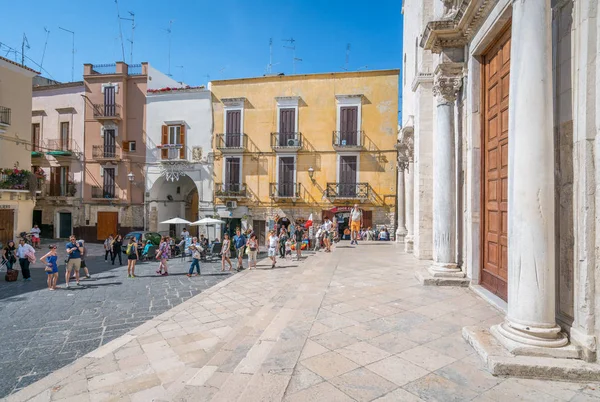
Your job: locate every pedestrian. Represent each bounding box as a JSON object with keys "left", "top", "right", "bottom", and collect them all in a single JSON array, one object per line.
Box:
[
  {"left": 233, "top": 228, "right": 247, "bottom": 271},
  {"left": 156, "top": 236, "right": 169, "bottom": 276},
  {"left": 78, "top": 239, "right": 92, "bottom": 279},
  {"left": 111, "top": 234, "right": 123, "bottom": 265},
  {"left": 181, "top": 227, "right": 189, "bottom": 239},
  {"left": 104, "top": 234, "right": 114, "bottom": 262},
  {"left": 349, "top": 204, "right": 362, "bottom": 245},
  {"left": 322, "top": 217, "right": 333, "bottom": 252},
  {"left": 285, "top": 237, "right": 292, "bottom": 259},
  {"left": 16, "top": 238, "right": 35, "bottom": 281},
  {"left": 221, "top": 233, "right": 233, "bottom": 271},
  {"left": 279, "top": 228, "right": 288, "bottom": 258},
  {"left": 30, "top": 224, "right": 41, "bottom": 249},
  {"left": 247, "top": 233, "right": 258, "bottom": 270},
  {"left": 294, "top": 224, "right": 304, "bottom": 260},
  {"left": 267, "top": 230, "right": 279, "bottom": 268},
  {"left": 199, "top": 234, "right": 209, "bottom": 260},
  {"left": 187, "top": 242, "right": 202, "bottom": 277},
  {"left": 40, "top": 244, "right": 59, "bottom": 290},
  {"left": 2, "top": 240, "right": 17, "bottom": 271},
  {"left": 126, "top": 237, "right": 139, "bottom": 278},
  {"left": 65, "top": 235, "right": 83, "bottom": 288}
]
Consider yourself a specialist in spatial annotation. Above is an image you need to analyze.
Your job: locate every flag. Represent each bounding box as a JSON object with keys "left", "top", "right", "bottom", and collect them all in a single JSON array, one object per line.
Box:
[{"left": 305, "top": 213, "right": 313, "bottom": 229}]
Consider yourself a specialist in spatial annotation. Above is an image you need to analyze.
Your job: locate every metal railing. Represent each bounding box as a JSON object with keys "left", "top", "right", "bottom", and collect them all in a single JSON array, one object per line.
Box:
[
  {"left": 215, "top": 183, "right": 246, "bottom": 198},
  {"left": 91, "top": 185, "right": 116, "bottom": 199},
  {"left": 332, "top": 130, "right": 364, "bottom": 148},
  {"left": 128, "top": 64, "right": 143, "bottom": 75},
  {"left": 270, "top": 132, "right": 302, "bottom": 150},
  {"left": 46, "top": 138, "right": 80, "bottom": 153},
  {"left": 92, "top": 103, "right": 121, "bottom": 118},
  {"left": 326, "top": 182, "right": 370, "bottom": 199},
  {"left": 0, "top": 106, "right": 10, "bottom": 125},
  {"left": 269, "top": 182, "right": 299, "bottom": 198},
  {"left": 92, "top": 144, "right": 120, "bottom": 159},
  {"left": 215, "top": 133, "right": 247, "bottom": 151},
  {"left": 160, "top": 146, "right": 184, "bottom": 160},
  {"left": 90, "top": 64, "right": 116, "bottom": 74}
]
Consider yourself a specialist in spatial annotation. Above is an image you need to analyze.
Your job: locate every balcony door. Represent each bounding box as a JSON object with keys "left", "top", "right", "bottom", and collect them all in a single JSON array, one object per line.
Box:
[
  {"left": 226, "top": 110, "right": 241, "bottom": 147},
  {"left": 31, "top": 123, "right": 40, "bottom": 151},
  {"left": 60, "top": 122, "right": 70, "bottom": 151},
  {"left": 340, "top": 106, "right": 358, "bottom": 146},
  {"left": 104, "top": 86, "right": 116, "bottom": 116},
  {"left": 279, "top": 108, "right": 296, "bottom": 146},
  {"left": 225, "top": 157, "right": 240, "bottom": 192},
  {"left": 50, "top": 166, "right": 69, "bottom": 196},
  {"left": 103, "top": 167, "right": 116, "bottom": 198},
  {"left": 104, "top": 129, "right": 116, "bottom": 157},
  {"left": 278, "top": 157, "right": 295, "bottom": 197},
  {"left": 339, "top": 155, "right": 357, "bottom": 197}
]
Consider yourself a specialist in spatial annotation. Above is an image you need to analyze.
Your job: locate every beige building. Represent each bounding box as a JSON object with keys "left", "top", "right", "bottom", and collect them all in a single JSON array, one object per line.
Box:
[
  {"left": 0, "top": 56, "right": 38, "bottom": 245},
  {"left": 400, "top": 0, "right": 600, "bottom": 379}
]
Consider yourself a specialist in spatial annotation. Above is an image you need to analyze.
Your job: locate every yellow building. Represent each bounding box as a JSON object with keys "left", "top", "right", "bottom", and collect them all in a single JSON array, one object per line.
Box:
[
  {"left": 0, "top": 56, "right": 38, "bottom": 245},
  {"left": 209, "top": 69, "right": 399, "bottom": 241}
]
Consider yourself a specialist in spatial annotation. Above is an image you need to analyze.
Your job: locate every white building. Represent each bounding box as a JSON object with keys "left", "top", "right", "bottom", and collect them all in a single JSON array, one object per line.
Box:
[
  {"left": 399, "top": 0, "right": 600, "bottom": 378},
  {"left": 31, "top": 81, "right": 85, "bottom": 238},
  {"left": 145, "top": 87, "right": 214, "bottom": 238}
]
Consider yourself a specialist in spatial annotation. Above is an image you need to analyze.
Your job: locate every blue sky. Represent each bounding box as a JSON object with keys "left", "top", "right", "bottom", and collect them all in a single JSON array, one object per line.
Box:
[{"left": 1, "top": 0, "right": 403, "bottom": 87}]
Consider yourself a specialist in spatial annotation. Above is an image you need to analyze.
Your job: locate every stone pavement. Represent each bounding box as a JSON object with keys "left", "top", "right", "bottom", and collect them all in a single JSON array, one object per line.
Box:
[
  {"left": 5, "top": 242, "right": 600, "bottom": 402},
  {"left": 0, "top": 241, "right": 233, "bottom": 398}
]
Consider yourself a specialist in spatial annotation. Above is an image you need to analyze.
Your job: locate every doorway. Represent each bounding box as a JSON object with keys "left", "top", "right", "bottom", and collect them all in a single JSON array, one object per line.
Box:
[
  {"left": 481, "top": 25, "right": 511, "bottom": 302},
  {"left": 58, "top": 212, "right": 72, "bottom": 239},
  {"left": 97, "top": 211, "right": 118, "bottom": 241},
  {"left": 0, "top": 209, "right": 15, "bottom": 246}
]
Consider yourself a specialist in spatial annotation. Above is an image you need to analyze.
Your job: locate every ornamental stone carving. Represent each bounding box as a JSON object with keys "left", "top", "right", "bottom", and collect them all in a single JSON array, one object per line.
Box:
[{"left": 432, "top": 76, "right": 462, "bottom": 104}]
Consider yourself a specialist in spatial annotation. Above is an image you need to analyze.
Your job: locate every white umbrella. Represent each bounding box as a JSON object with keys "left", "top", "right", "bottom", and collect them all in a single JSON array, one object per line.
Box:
[
  {"left": 160, "top": 217, "right": 192, "bottom": 225},
  {"left": 191, "top": 217, "right": 226, "bottom": 226}
]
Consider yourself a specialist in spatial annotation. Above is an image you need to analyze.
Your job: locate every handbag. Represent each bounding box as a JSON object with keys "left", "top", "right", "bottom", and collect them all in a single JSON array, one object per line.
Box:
[
  {"left": 26, "top": 251, "right": 36, "bottom": 264},
  {"left": 44, "top": 266, "right": 53, "bottom": 272}
]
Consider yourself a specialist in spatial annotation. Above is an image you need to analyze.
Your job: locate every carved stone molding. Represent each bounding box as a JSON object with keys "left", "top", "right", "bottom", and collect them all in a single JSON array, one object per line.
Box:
[
  {"left": 432, "top": 63, "right": 464, "bottom": 104},
  {"left": 397, "top": 117, "right": 414, "bottom": 171}
]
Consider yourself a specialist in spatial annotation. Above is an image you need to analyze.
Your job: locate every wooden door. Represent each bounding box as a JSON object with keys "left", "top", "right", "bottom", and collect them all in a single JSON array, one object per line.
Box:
[
  {"left": 225, "top": 157, "right": 240, "bottom": 192},
  {"left": 481, "top": 26, "right": 511, "bottom": 301},
  {"left": 59, "top": 212, "right": 72, "bottom": 238},
  {"left": 104, "top": 129, "right": 116, "bottom": 157},
  {"left": 104, "top": 86, "right": 116, "bottom": 116},
  {"left": 339, "top": 155, "right": 357, "bottom": 197},
  {"left": 97, "top": 211, "right": 118, "bottom": 241},
  {"left": 0, "top": 209, "right": 15, "bottom": 246},
  {"left": 226, "top": 110, "right": 241, "bottom": 147},
  {"left": 279, "top": 108, "right": 295, "bottom": 145},
  {"left": 103, "top": 167, "right": 116, "bottom": 198},
  {"left": 278, "top": 157, "right": 295, "bottom": 197},
  {"left": 340, "top": 106, "right": 358, "bottom": 145},
  {"left": 60, "top": 122, "right": 70, "bottom": 150},
  {"left": 32, "top": 123, "right": 40, "bottom": 151}
]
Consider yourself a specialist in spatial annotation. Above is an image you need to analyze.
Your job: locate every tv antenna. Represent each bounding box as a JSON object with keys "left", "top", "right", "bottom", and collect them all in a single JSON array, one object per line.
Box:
[
  {"left": 115, "top": 0, "right": 126, "bottom": 61},
  {"left": 120, "top": 11, "right": 135, "bottom": 64},
  {"left": 283, "top": 37, "right": 299, "bottom": 74},
  {"left": 176, "top": 65, "right": 184, "bottom": 84},
  {"left": 40, "top": 27, "right": 50, "bottom": 70},
  {"left": 342, "top": 43, "right": 351, "bottom": 71},
  {"left": 357, "top": 65, "right": 368, "bottom": 71},
  {"left": 59, "top": 27, "right": 75, "bottom": 81},
  {"left": 21, "top": 33, "right": 30, "bottom": 67},
  {"left": 163, "top": 20, "right": 174, "bottom": 76},
  {"left": 267, "top": 38, "right": 273, "bottom": 74}
]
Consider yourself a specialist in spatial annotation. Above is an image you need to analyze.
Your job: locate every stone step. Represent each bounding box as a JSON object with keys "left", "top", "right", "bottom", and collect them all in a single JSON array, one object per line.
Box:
[{"left": 415, "top": 267, "right": 470, "bottom": 287}]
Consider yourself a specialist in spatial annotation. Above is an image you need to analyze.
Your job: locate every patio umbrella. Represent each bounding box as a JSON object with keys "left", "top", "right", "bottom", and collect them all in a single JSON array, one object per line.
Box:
[
  {"left": 160, "top": 217, "right": 192, "bottom": 225},
  {"left": 191, "top": 217, "right": 226, "bottom": 226}
]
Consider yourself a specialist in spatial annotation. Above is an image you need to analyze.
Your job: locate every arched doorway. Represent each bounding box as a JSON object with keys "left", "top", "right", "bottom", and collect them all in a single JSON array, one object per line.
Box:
[{"left": 148, "top": 175, "right": 198, "bottom": 237}]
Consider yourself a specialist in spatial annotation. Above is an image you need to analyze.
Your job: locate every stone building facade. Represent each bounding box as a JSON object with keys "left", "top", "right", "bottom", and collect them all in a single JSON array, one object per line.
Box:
[{"left": 399, "top": 0, "right": 600, "bottom": 378}]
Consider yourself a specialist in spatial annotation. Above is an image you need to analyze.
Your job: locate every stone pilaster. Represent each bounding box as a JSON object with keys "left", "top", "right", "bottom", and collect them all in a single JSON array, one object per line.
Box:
[{"left": 397, "top": 121, "right": 414, "bottom": 249}]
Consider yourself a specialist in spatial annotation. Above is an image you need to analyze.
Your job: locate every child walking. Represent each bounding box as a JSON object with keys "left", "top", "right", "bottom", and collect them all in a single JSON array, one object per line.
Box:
[
  {"left": 285, "top": 238, "right": 293, "bottom": 260},
  {"left": 188, "top": 244, "right": 202, "bottom": 277},
  {"left": 40, "top": 244, "right": 59, "bottom": 290}
]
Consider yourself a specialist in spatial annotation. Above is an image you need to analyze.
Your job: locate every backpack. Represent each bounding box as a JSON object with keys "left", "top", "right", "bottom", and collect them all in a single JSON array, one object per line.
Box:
[{"left": 126, "top": 244, "right": 132, "bottom": 255}]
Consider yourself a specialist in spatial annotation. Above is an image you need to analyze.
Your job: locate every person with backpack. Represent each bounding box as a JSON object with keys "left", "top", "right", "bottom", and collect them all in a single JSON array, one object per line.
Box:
[
  {"left": 187, "top": 238, "right": 202, "bottom": 277},
  {"left": 126, "top": 237, "right": 139, "bottom": 278},
  {"left": 65, "top": 235, "right": 82, "bottom": 288},
  {"left": 104, "top": 234, "right": 114, "bottom": 262},
  {"left": 71, "top": 239, "right": 92, "bottom": 280}
]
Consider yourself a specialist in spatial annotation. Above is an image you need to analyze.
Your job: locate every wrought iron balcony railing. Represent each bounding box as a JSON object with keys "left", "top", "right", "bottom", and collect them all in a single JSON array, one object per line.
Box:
[
  {"left": 269, "top": 182, "right": 299, "bottom": 199},
  {"left": 332, "top": 130, "right": 364, "bottom": 149},
  {"left": 215, "top": 133, "right": 247, "bottom": 152},
  {"left": 92, "top": 145, "right": 121, "bottom": 160},
  {"left": 0, "top": 106, "right": 11, "bottom": 126},
  {"left": 46, "top": 138, "right": 80, "bottom": 154},
  {"left": 92, "top": 103, "right": 121, "bottom": 119},
  {"left": 326, "top": 182, "right": 370, "bottom": 199},
  {"left": 215, "top": 183, "right": 246, "bottom": 198},
  {"left": 91, "top": 185, "right": 117, "bottom": 199},
  {"left": 270, "top": 132, "right": 302, "bottom": 151}
]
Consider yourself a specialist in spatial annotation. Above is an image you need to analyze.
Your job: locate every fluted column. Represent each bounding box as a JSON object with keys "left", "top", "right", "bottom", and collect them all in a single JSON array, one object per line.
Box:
[
  {"left": 396, "top": 164, "right": 407, "bottom": 243},
  {"left": 430, "top": 65, "right": 462, "bottom": 275},
  {"left": 405, "top": 161, "right": 414, "bottom": 253},
  {"left": 491, "top": 0, "right": 567, "bottom": 351}
]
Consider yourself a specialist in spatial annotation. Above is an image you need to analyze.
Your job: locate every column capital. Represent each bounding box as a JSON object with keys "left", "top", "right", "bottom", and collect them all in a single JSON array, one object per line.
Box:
[{"left": 433, "top": 63, "right": 464, "bottom": 104}]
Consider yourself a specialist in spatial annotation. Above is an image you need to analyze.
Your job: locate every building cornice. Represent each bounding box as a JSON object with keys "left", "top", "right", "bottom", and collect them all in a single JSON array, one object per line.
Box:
[
  {"left": 420, "top": 0, "right": 497, "bottom": 53},
  {"left": 411, "top": 72, "right": 434, "bottom": 91},
  {"left": 221, "top": 97, "right": 246, "bottom": 107}
]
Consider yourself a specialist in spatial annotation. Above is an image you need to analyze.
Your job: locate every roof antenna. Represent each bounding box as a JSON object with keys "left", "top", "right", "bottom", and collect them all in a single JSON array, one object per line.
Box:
[
  {"left": 357, "top": 65, "right": 368, "bottom": 71},
  {"left": 120, "top": 11, "right": 135, "bottom": 64},
  {"left": 282, "top": 37, "right": 299, "bottom": 74},
  {"left": 115, "top": 0, "right": 126, "bottom": 61},
  {"left": 40, "top": 27, "right": 50, "bottom": 70},
  {"left": 267, "top": 38, "right": 273, "bottom": 74},
  {"left": 342, "top": 43, "right": 351, "bottom": 71},
  {"left": 163, "top": 20, "right": 174, "bottom": 76},
  {"left": 176, "top": 65, "right": 184, "bottom": 84},
  {"left": 59, "top": 27, "right": 75, "bottom": 82},
  {"left": 21, "top": 33, "right": 30, "bottom": 67}
]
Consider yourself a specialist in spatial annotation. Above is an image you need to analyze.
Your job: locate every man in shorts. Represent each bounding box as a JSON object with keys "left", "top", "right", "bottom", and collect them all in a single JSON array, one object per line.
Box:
[
  {"left": 349, "top": 204, "right": 362, "bottom": 245},
  {"left": 322, "top": 217, "right": 333, "bottom": 252},
  {"left": 233, "top": 228, "right": 247, "bottom": 271},
  {"left": 30, "top": 224, "right": 41, "bottom": 249},
  {"left": 65, "top": 235, "right": 83, "bottom": 288}
]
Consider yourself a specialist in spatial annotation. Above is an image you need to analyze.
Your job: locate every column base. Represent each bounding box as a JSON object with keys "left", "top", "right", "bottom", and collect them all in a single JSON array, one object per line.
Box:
[
  {"left": 462, "top": 326, "right": 598, "bottom": 381},
  {"left": 490, "top": 321, "right": 575, "bottom": 358},
  {"left": 395, "top": 229, "right": 407, "bottom": 244},
  {"left": 428, "top": 262, "right": 463, "bottom": 277},
  {"left": 404, "top": 236, "right": 414, "bottom": 253},
  {"left": 415, "top": 265, "right": 470, "bottom": 287}
]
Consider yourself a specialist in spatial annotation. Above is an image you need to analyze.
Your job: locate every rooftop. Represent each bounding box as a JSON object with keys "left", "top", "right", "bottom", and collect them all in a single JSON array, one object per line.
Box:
[
  {"left": 0, "top": 55, "right": 40, "bottom": 75},
  {"left": 147, "top": 85, "right": 206, "bottom": 94}
]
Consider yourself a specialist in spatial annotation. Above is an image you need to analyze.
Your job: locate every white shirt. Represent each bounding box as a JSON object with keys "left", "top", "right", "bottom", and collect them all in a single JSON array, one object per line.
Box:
[
  {"left": 30, "top": 227, "right": 41, "bottom": 239},
  {"left": 269, "top": 235, "right": 279, "bottom": 248},
  {"left": 322, "top": 221, "right": 333, "bottom": 232},
  {"left": 181, "top": 231, "right": 188, "bottom": 238},
  {"left": 17, "top": 244, "right": 35, "bottom": 258},
  {"left": 350, "top": 208, "right": 361, "bottom": 222}
]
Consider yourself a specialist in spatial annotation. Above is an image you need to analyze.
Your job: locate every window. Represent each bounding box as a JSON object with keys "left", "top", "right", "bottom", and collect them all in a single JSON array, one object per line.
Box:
[
  {"left": 335, "top": 95, "right": 363, "bottom": 147},
  {"left": 161, "top": 124, "right": 186, "bottom": 160},
  {"left": 338, "top": 155, "right": 358, "bottom": 197},
  {"left": 168, "top": 126, "right": 180, "bottom": 145},
  {"left": 31, "top": 123, "right": 40, "bottom": 151},
  {"left": 50, "top": 166, "right": 70, "bottom": 196},
  {"left": 60, "top": 122, "right": 70, "bottom": 150},
  {"left": 224, "top": 157, "right": 241, "bottom": 192},
  {"left": 277, "top": 156, "right": 296, "bottom": 197},
  {"left": 123, "top": 141, "right": 136, "bottom": 152},
  {"left": 104, "top": 85, "right": 116, "bottom": 116},
  {"left": 103, "top": 167, "right": 116, "bottom": 198}
]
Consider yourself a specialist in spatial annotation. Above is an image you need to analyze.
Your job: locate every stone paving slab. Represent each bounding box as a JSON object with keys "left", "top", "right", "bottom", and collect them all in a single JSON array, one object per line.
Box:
[{"left": 5, "top": 243, "right": 600, "bottom": 401}]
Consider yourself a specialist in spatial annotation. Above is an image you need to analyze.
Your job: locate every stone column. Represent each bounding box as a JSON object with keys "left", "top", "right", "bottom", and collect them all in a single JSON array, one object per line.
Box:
[
  {"left": 430, "top": 65, "right": 462, "bottom": 275},
  {"left": 405, "top": 161, "right": 414, "bottom": 253},
  {"left": 396, "top": 158, "right": 407, "bottom": 243},
  {"left": 491, "top": 0, "right": 568, "bottom": 351}
]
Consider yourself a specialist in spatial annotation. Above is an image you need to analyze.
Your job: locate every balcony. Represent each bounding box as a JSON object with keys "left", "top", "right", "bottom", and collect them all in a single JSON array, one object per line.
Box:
[
  {"left": 46, "top": 139, "right": 80, "bottom": 157},
  {"left": 158, "top": 144, "right": 185, "bottom": 161},
  {"left": 326, "top": 183, "right": 370, "bottom": 200},
  {"left": 271, "top": 132, "right": 302, "bottom": 152},
  {"left": 332, "top": 130, "right": 364, "bottom": 151},
  {"left": 269, "top": 182, "right": 299, "bottom": 199},
  {"left": 91, "top": 185, "right": 117, "bottom": 200},
  {"left": 0, "top": 106, "right": 10, "bottom": 126},
  {"left": 215, "top": 183, "right": 246, "bottom": 199},
  {"left": 45, "top": 182, "right": 77, "bottom": 198},
  {"left": 92, "top": 103, "right": 121, "bottom": 120},
  {"left": 92, "top": 145, "right": 121, "bottom": 161},
  {"left": 215, "top": 133, "right": 246, "bottom": 153}
]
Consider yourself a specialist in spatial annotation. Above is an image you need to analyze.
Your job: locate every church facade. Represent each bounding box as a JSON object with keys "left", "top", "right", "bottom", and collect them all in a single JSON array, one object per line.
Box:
[{"left": 398, "top": 0, "right": 600, "bottom": 376}]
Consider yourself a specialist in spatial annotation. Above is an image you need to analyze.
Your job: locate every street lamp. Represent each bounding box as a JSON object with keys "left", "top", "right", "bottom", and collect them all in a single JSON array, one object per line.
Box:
[
  {"left": 128, "top": 172, "right": 135, "bottom": 182},
  {"left": 308, "top": 166, "right": 315, "bottom": 181}
]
